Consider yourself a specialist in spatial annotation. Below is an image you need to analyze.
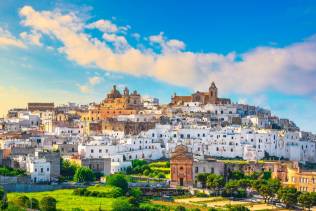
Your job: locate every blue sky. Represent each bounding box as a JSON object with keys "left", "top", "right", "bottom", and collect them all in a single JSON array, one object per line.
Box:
[{"left": 0, "top": 0, "right": 316, "bottom": 132}]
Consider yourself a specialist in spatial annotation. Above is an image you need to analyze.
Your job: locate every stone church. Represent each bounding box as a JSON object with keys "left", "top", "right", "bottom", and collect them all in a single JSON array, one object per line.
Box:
[{"left": 171, "top": 82, "right": 231, "bottom": 106}]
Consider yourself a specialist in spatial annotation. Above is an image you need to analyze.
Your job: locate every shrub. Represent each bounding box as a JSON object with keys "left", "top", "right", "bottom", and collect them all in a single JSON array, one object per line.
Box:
[
  {"left": 156, "top": 172, "right": 166, "bottom": 178},
  {"left": 195, "top": 192, "right": 208, "bottom": 197},
  {"left": 13, "top": 195, "right": 30, "bottom": 208},
  {"left": 143, "top": 169, "right": 150, "bottom": 176},
  {"left": 225, "top": 205, "right": 250, "bottom": 211},
  {"left": 112, "top": 197, "right": 132, "bottom": 211},
  {"left": 40, "top": 196, "right": 57, "bottom": 211},
  {"left": 175, "top": 205, "right": 186, "bottom": 211},
  {"left": 5, "top": 203, "right": 26, "bottom": 211},
  {"left": 30, "top": 198, "right": 39, "bottom": 209}
]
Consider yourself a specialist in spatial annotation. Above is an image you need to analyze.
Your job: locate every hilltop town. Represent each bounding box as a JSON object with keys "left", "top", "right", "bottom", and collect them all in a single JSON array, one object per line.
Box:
[{"left": 1, "top": 82, "right": 316, "bottom": 210}]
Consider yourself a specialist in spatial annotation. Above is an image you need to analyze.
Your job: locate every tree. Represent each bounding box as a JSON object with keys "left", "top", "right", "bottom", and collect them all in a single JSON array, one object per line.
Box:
[
  {"left": 107, "top": 174, "right": 129, "bottom": 194},
  {"left": 197, "top": 173, "right": 209, "bottom": 188},
  {"left": 229, "top": 170, "right": 244, "bottom": 180},
  {"left": 224, "top": 180, "right": 239, "bottom": 196},
  {"left": 258, "top": 179, "right": 280, "bottom": 203},
  {"left": 73, "top": 166, "right": 95, "bottom": 183},
  {"left": 125, "top": 166, "right": 133, "bottom": 175},
  {"left": 0, "top": 186, "right": 7, "bottom": 209},
  {"left": 40, "top": 196, "right": 57, "bottom": 211},
  {"left": 237, "top": 178, "right": 252, "bottom": 189},
  {"left": 206, "top": 174, "right": 224, "bottom": 195},
  {"left": 129, "top": 188, "right": 143, "bottom": 206},
  {"left": 112, "top": 198, "right": 132, "bottom": 211},
  {"left": 311, "top": 192, "right": 316, "bottom": 206},
  {"left": 298, "top": 192, "right": 314, "bottom": 211},
  {"left": 258, "top": 184, "right": 273, "bottom": 203},
  {"left": 277, "top": 187, "right": 299, "bottom": 208},
  {"left": 61, "top": 159, "right": 78, "bottom": 180}
]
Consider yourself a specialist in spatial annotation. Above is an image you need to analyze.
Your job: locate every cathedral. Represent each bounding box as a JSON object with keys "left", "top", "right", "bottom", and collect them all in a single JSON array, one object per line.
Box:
[
  {"left": 171, "top": 82, "right": 231, "bottom": 106},
  {"left": 80, "top": 85, "right": 143, "bottom": 121}
]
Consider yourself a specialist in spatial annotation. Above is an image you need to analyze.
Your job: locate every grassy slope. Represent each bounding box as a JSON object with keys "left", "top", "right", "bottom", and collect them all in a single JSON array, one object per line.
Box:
[{"left": 8, "top": 189, "right": 116, "bottom": 211}]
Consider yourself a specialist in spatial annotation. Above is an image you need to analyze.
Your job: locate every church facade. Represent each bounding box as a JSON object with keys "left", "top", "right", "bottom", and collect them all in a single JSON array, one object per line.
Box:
[
  {"left": 171, "top": 82, "right": 231, "bottom": 106},
  {"left": 170, "top": 145, "right": 194, "bottom": 187},
  {"left": 80, "top": 85, "right": 143, "bottom": 121}
]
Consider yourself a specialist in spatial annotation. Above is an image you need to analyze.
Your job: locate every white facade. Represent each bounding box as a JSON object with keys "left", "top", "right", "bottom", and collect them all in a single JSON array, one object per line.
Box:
[
  {"left": 54, "top": 126, "right": 80, "bottom": 136},
  {"left": 141, "top": 125, "right": 316, "bottom": 163},
  {"left": 78, "top": 136, "right": 164, "bottom": 165},
  {"left": 26, "top": 157, "right": 50, "bottom": 183}
]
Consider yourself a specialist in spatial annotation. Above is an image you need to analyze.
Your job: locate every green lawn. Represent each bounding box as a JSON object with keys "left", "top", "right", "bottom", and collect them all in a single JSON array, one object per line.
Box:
[{"left": 8, "top": 189, "right": 116, "bottom": 211}]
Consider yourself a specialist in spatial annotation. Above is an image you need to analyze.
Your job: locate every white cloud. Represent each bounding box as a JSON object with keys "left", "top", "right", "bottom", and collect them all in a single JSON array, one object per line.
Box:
[
  {"left": 0, "top": 27, "right": 26, "bottom": 48},
  {"left": 89, "top": 76, "right": 102, "bottom": 85},
  {"left": 149, "top": 32, "right": 165, "bottom": 44},
  {"left": 20, "top": 30, "right": 42, "bottom": 46},
  {"left": 18, "top": 6, "right": 316, "bottom": 97},
  {"left": 87, "top": 19, "right": 118, "bottom": 33},
  {"left": 77, "top": 84, "right": 91, "bottom": 94},
  {"left": 132, "top": 33, "right": 141, "bottom": 40}
]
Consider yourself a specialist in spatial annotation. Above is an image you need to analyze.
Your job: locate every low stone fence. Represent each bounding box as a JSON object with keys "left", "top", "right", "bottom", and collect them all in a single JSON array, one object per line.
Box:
[{"left": 0, "top": 175, "right": 31, "bottom": 184}]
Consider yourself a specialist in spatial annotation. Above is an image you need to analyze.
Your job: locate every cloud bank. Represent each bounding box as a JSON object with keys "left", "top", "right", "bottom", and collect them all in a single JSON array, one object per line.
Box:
[{"left": 13, "top": 6, "right": 316, "bottom": 96}]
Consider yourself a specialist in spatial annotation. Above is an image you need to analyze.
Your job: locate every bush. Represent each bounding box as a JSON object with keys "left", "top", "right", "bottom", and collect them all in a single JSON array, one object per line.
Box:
[
  {"left": 175, "top": 205, "right": 186, "bottom": 211},
  {"left": 5, "top": 203, "right": 26, "bottom": 211},
  {"left": 12, "top": 195, "right": 30, "bottom": 208},
  {"left": 73, "top": 186, "right": 124, "bottom": 198},
  {"left": 40, "top": 196, "right": 57, "bottom": 211},
  {"left": 195, "top": 192, "right": 208, "bottom": 197},
  {"left": 225, "top": 205, "right": 250, "bottom": 211},
  {"left": 112, "top": 197, "right": 132, "bottom": 211},
  {"left": 143, "top": 169, "right": 150, "bottom": 176},
  {"left": 30, "top": 198, "right": 39, "bottom": 209},
  {"left": 156, "top": 172, "right": 166, "bottom": 178},
  {"left": 139, "top": 203, "right": 170, "bottom": 211},
  {"left": 106, "top": 174, "right": 129, "bottom": 194}
]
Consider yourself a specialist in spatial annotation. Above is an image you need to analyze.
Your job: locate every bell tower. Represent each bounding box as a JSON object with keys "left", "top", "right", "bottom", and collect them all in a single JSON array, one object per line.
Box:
[{"left": 209, "top": 82, "right": 218, "bottom": 104}]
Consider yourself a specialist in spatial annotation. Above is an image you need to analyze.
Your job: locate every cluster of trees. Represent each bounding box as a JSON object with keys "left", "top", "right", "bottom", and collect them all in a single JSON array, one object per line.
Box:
[
  {"left": 11, "top": 195, "right": 56, "bottom": 211},
  {"left": 125, "top": 160, "right": 169, "bottom": 178},
  {"left": 172, "top": 204, "right": 250, "bottom": 211},
  {"left": 197, "top": 170, "right": 316, "bottom": 209},
  {"left": 60, "top": 159, "right": 96, "bottom": 183},
  {"left": 197, "top": 171, "right": 279, "bottom": 199},
  {"left": 0, "top": 166, "right": 26, "bottom": 176}
]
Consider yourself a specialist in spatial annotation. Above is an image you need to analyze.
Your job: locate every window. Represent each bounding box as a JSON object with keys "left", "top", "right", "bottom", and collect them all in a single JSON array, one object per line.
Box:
[
  {"left": 91, "top": 149, "right": 94, "bottom": 153},
  {"left": 195, "top": 167, "right": 199, "bottom": 173},
  {"left": 47, "top": 168, "right": 49, "bottom": 172},
  {"left": 41, "top": 168, "right": 43, "bottom": 173},
  {"left": 99, "top": 149, "right": 102, "bottom": 153}
]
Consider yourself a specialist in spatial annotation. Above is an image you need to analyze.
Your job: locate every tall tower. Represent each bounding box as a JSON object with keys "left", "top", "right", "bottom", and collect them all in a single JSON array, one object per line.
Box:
[{"left": 209, "top": 82, "right": 218, "bottom": 104}]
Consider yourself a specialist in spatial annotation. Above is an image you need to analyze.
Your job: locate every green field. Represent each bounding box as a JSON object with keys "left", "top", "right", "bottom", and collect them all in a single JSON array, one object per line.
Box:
[{"left": 8, "top": 189, "right": 116, "bottom": 211}]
